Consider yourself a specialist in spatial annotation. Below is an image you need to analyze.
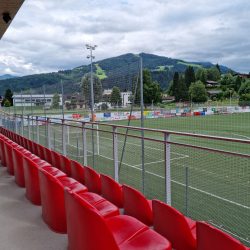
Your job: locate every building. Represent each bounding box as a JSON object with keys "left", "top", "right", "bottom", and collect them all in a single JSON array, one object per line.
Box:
[
  {"left": 102, "top": 89, "right": 132, "bottom": 106},
  {"left": 13, "top": 94, "right": 63, "bottom": 106},
  {"left": 207, "top": 90, "right": 220, "bottom": 97},
  {"left": 206, "top": 80, "right": 220, "bottom": 86},
  {"left": 233, "top": 73, "right": 250, "bottom": 81},
  {"left": 162, "top": 96, "right": 175, "bottom": 102}
]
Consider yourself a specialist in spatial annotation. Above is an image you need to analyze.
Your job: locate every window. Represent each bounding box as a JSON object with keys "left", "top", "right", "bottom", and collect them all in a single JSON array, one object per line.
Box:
[
  {"left": 36, "top": 99, "right": 40, "bottom": 102},
  {"left": 72, "top": 96, "right": 76, "bottom": 99},
  {"left": 67, "top": 96, "right": 71, "bottom": 99},
  {"left": 80, "top": 105, "right": 83, "bottom": 108},
  {"left": 25, "top": 99, "right": 30, "bottom": 102},
  {"left": 47, "top": 99, "right": 51, "bottom": 102}
]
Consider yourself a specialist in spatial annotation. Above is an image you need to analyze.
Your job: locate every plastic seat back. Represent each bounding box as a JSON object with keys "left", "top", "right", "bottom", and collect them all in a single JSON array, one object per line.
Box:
[
  {"left": 153, "top": 199, "right": 196, "bottom": 250},
  {"left": 38, "top": 167, "right": 69, "bottom": 233},
  {"left": 84, "top": 166, "right": 101, "bottom": 194},
  {"left": 23, "top": 137, "right": 28, "bottom": 150},
  {"left": 27, "top": 139, "right": 34, "bottom": 153},
  {"left": 60, "top": 155, "right": 71, "bottom": 177},
  {"left": 37, "top": 144, "right": 45, "bottom": 160},
  {"left": 4, "top": 141, "right": 17, "bottom": 175},
  {"left": 51, "top": 150, "right": 61, "bottom": 169},
  {"left": 64, "top": 187, "right": 119, "bottom": 250},
  {"left": 123, "top": 185, "right": 153, "bottom": 226},
  {"left": 71, "top": 160, "right": 85, "bottom": 184},
  {"left": 197, "top": 221, "right": 247, "bottom": 250},
  {"left": 101, "top": 174, "right": 123, "bottom": 208},
  {"left": 44, "top": 147, "right": 52, "bottom": 164},
  {"left": 32, "top": 141, "right": 38, "bottom": 156},
  {"left": 0, "top": 137, "right": 10, "bottom": 166}
]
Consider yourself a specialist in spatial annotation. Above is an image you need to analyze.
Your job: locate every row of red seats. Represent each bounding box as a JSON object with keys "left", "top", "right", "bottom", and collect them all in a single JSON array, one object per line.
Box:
[{"left": 0, "top": 127, "right": 249, "bottom": 250}]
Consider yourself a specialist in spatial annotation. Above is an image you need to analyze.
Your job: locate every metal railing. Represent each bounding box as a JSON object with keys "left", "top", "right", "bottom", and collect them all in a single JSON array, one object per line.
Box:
[{"left": 1, "top": 112, "right": 250, "bottom": 247}]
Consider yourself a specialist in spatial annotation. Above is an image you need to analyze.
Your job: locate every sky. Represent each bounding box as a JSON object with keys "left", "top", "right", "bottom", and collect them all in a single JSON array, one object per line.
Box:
[{"left": 0, "top": 0, "right": 250, "bottom": 76}]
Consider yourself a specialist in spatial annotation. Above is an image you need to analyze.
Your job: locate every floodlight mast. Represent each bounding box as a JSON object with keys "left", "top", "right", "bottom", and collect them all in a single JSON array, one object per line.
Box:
[{"left": 86, "top": 44, "right": 97, "bottom": 169}]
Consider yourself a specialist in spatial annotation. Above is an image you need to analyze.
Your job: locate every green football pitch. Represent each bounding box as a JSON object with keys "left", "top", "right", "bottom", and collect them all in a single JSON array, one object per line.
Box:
[{"left": 20, "top": 112, "right": 250, "bottom": 246}]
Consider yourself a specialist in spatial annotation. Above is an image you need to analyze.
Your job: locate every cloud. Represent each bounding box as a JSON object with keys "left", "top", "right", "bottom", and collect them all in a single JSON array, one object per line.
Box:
[{"left": 0, "top": 0, "right": 250, "bottom": 77}]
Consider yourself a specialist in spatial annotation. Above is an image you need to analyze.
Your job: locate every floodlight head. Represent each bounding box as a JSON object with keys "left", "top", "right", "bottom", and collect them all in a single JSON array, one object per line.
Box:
[
  {"left": 93, "top": 56, "right": 95, "bottom": 59},
  {"left": 86, "top": 44, "right": 89, "bottom": 47},
  {"left": 94, "top": 45, "right": 97, "bottom": 47},
  {"left": 3, "top": 13, "right": 11, "bottom": 24},
  {"left": 87, "top": 56, "right": 90, "bottom": 59}
]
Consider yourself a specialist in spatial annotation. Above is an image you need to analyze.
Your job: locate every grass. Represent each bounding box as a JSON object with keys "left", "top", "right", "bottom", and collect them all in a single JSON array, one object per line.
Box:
[
  {"left": 178, "top": 61, "right": 202, "bottom": 68},
  {"left": 12, "top": 110, "right": 250, "bottom": 247},
  {"left": 94, "top": 63, "right": 107, "bottom": 79}
]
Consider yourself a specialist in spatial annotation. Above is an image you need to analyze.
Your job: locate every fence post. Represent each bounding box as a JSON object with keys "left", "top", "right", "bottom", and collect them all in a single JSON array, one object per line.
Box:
[
  {"left": 62, "top": 119, "right": 66, "bottom": 156},
  {"left": 47, "top": 117, "right": 51, "bottom": 150},
  {"left": 27, "top": 115, "right": 30, "bottom": 139},
  {"left": 15, "top": 114, "right": 17, "bottom": 133},
  {"left": 77, "top": 137, "right": 79, "bottom": 162},
  {"left": 6, "top": 114, "right": 9, "bottom": 131},
  {"left": 21, "top": 115, "right": 24, "bottom": 136},
  {"left": 164, "top": 133, "right": 171, "bottom": 205},
  {"left": 113, "top": 126, "right": 119, "bottom": 182},
  {"left": 36, "top": 116, "right": 40, "bottom": 144},
  {"left": 82, "top": 123, "right": 87, "bottom": 166},
  {"left": 186, "top": 166, "right": 189, "bottom": 217}
]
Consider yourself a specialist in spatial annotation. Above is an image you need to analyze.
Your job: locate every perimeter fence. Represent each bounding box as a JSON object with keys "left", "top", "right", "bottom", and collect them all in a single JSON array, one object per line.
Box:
[{"left": 1, "top": 112, "right": 249, "bottom": 247}]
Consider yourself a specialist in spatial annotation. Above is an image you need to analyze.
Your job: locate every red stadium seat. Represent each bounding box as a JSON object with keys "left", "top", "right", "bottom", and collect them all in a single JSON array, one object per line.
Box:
[
  {"left": 0, "top": 137, "right": 12, "bottom": 166},
  {"left": 71, "top": 160, "right": 85, "bottom": 185},
  {"left": 38, "top": 166, "right": 87, "bottom": 233},
  {"left": 51, "top": 150, "right": 61, "bottom": 169},
  {"left": 84, "top": 166, "right": 101, "bottom": 195},
  {"left": 23, "top": 137, "right": 29, "bottom": 150},
  {"left": 123, "top": 185, "right": 153, "bottom": 226},
  {"left": 12, "top": 147, "right": 34, "bottom": 187},
  {"left": 37, "top": 144, "right": 45, "bottom": 160},
  {"left": 153, "top": 199, "right": 197, "bottom": 250},
  {"left": 32, "top": 141, "right": 39, "bottom": 156},
  {"left": 101, "top": 174, "right": 123, "bottom": 208},
  {"left": 64, "top": 188, "right": 172, "bottom": 250},
  {"left": 22, "top": 156, "right": 52, "bottom": 205},
  {"left": 27, "top": 139, "right": 34, "bottom": 153},
  {"left": 197, "top": 221, "right": 250, "bottom": 250},
  {"left": 44, "top": 147, "right": 52, "bottom": 165},
  {"left": 4, "top": 141, "right": 19, "bottom": 175},
  {"left": 60, "top": 155, "right": 71, "bottom": 177}
]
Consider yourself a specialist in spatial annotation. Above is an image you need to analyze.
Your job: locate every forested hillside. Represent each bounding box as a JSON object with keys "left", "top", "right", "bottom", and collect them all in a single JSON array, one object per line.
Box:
[{"left": 0, "top": 53, "right": 233, "bottom": 94}]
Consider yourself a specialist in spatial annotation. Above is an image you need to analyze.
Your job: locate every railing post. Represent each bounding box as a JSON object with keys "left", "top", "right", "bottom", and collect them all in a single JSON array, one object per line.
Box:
[
  {"left": 27, "top": 115, "right": 30, "bottom": 139},
  {"left": 15, "top": 114, "right": 17, "bottom": 133},
  {"left": 47, "top": 117, "right": 51, "bottom": 150},
  {"left": 36, "top": 116, "right": 40, "bottom": 144},
  {"left": 21, "top": 115, "right": 24, "bottom": 136},
  {"left": 62, "top": 119, "right": 66, "bottom": 156},
  {"left": 82, "top": 123, "right": 87, "bottom": 166},
  {"left": 113, "top": 126, "right": 119, "bottom": 182},
  {"left": 6, "top": 114, "right": 9, "bottom": 131},
  {"left": 164, "top": 133, "right": 171, "bottom": 206}
]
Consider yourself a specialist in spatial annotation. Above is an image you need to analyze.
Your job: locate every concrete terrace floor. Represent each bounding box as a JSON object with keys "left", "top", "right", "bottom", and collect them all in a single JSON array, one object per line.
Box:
[{"left": 0, "top": 165, "right": 68, "bottom": 250}]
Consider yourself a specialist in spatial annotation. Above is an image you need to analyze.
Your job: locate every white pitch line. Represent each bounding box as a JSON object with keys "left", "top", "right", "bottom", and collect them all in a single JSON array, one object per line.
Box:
[
  {"left": 36, "top": 131, "right": 249, "bottom": 209},
  {"left": 98, "top": 153, "right": 250, "bottom": 210},
  {"left": 232, "top": 133, "right": 250, "bottom": 140},
  {"left": 98, "top": 135, "right": 189, "bottom": 158}
]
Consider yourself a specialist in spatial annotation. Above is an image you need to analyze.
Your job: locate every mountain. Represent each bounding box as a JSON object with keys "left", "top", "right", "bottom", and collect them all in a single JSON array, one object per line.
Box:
[
  {"left": 0, "top": 74, "right": 19, "bottom": 80},
  {"left": 0, "top": 53, "right": 234, "bottom": 94}
]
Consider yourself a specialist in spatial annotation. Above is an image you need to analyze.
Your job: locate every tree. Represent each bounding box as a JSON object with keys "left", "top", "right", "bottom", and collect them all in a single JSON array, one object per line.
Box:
[
  {"left": 4, "top": 99, "right": 11, "bottom": 107},
  {"left": 65, "top": 102, "right": 71, "bottom": 110},
  {"left": 101, "top": 103, "right": 108, "bottom": 110},
  {"left": 220, "top": 74, "right": 234, "bottom": 86},
  {"left": 216, "top": 63, "right": 221, "bottom": 75},
  {"left": 110, "top": 86, "right": 122, "bottom": 106},
  {"left": 130, "top": 69, "right": 162, "bottom": 107},
  {"left": 227, "top": 68, "right": 234, "bottom": 75},
  {"left": 51, "top": 93, "right": 61, "bottom": 109},
  {"left": 80, "top": 72, "right": 102, "bottom": 107},
  {"left": 189, "top": 81, "right": 208, "bottom": 102},
  {"left": 172, "top": 71, "right": 179, "bottom": 96},
  {"left": 238, "top": 79, "right": 250, "bottom": 95},
  {"left": 185, "top": 66, "right": 195, "bottom": 89},
  {"left": 211, "top": 66, "right": 221, "bottom": 81},
  {"left": 175, "top": 75, "right": 188, "bottom": 102},
  {"left": 218, "top": 91, "right": 224, "bottom": 100},
  {"left": 4, "top": 89, "right": 13, "bottom": 106},
  {"left": 200, "top": 70, "right": 207, "bottom": 84},
  {"left": 234, "top": 75, "right": 241, "bottom": 92},
  {"left": 165, "top": 80, "right": 174, "bottom": 96}
]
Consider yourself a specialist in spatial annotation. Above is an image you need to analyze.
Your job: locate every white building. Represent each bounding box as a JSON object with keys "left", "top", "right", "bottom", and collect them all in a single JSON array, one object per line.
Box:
[
  {"left": 13, "top": 94, "right": 63, "bottom": 107},
  {"left": 121, "top": 91, "right": 132, "bottom": 106}
]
